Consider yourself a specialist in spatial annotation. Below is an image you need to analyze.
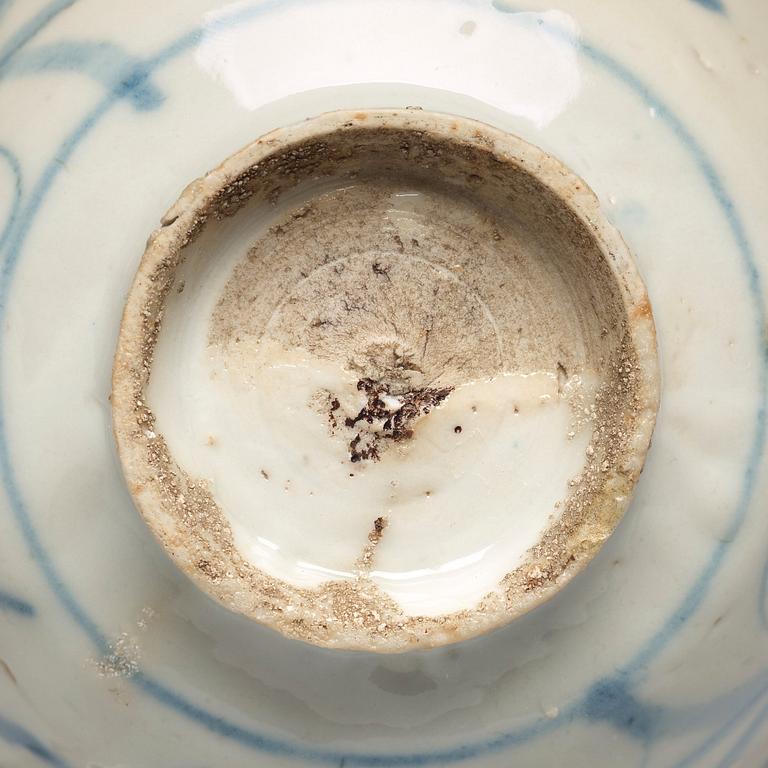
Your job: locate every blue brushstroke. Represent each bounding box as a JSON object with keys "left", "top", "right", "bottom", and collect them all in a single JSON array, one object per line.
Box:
[
  {"left": 0, "top": 1, "right": 764, "bottom": 765},
  {"left": 0, "top": 146, "right": 22, "bottom": 255},
  {"left": 0, "top": 712, "right": 71, "bottom": 767},
  {"left": 574, "top": 34, "right": 767, "bottom": 677},
  {"left": 0, "top": 586, "right": 34, "bottom": 615},
  {"left": 0, "top": 41, "right": 164, "bottom": 111},
  {"left": 715, "top": 693, "right": 768, "bottom": 767},
  {"left": 0, "top": 89, "right": 124, "bottom": 657},
  {"left": 0, "top": 0, "right": 76, "bottom": 73},
  {"left": 581, "top": 674, "right": 662, "bottom": 742},
  {"left": 672, "top": 683, "right": 768, "bottom": 767},
  {"left": 492, "top": 0, "right": 768, "bottom": 681},
  {"left": 135, "top": 670, "right": 568, "bottom": 766},
  {"left": 659, "top": 669, "right": 768, "bottom": 734},
  {"left": 690, "top": 0, "right": 726, "bottom": 14}
]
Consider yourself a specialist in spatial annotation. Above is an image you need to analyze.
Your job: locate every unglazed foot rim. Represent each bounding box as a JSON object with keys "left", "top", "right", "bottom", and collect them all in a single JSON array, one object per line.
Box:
[{"left": 112, "top": 109, "right": 660, "bottom": 652}]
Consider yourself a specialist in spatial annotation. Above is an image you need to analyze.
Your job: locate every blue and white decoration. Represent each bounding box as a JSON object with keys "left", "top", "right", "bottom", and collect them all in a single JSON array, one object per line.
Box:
[{"left": 0, "top": 0, "right": 766, "bottom": 765}]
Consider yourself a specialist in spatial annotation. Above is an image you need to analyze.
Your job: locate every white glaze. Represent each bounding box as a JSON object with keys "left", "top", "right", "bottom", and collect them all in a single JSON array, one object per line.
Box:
[
  {"left": 147, "top": 177, "right": 597, "bottom": 617},
  {"left": 1, "top": 0, "right": 766, "bottom": 765}
]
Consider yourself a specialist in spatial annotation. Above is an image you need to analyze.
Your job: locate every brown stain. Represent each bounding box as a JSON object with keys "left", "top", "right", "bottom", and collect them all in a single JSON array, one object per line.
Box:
[
  {"left": 632, "top": 296, "right": 653, "bottom": 320},
  {"left": 0, "top": 658, "right": 17, "bottom": 686},
  {"left": 370, "top": 516, "right": 387, "bottom": 542},
  {"left": 471, "top": 130, "right": 494, "bottom": 149},
  {"left": 354, "top": 112, "right": 369, "bottom": 121},
  {"left": 108, "top": 685, "right": 131, "bottom": 707},
  {"left": 197, "top": 559, "right": 222, "bottom": 580},
  {"left": 344, "top": 378, "right": 453, "bottom": 463},
  {"left": 356, "top": 516, "right": 389, "bottom": 572},
  {"left": 369, "top": 665, "right": 437, "bottom": 695}
]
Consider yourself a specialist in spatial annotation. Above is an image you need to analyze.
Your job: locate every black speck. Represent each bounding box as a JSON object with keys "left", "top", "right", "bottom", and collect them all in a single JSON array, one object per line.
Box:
[{"left": 372, "top": 261, "right": 391, "bottom": 280}]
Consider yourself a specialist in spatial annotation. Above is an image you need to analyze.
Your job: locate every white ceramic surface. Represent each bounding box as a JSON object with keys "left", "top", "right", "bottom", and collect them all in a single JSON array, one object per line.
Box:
[{"left": 0, "top": 0, "right": 766, "bottom": 765}]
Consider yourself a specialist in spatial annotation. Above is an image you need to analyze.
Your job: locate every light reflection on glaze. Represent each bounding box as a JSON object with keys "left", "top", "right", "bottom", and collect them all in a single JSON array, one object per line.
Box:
[
  {"left": 195, "top": 0, "right": 581, "bottom": 127},
  {"left": 0, "top": 0, "right": 765, "bottom": 765}
]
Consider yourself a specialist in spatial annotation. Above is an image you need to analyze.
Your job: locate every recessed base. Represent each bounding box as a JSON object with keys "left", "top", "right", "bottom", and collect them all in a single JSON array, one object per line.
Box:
[{"left": 112, "top": 109, "right": 659, "bottom": 651}]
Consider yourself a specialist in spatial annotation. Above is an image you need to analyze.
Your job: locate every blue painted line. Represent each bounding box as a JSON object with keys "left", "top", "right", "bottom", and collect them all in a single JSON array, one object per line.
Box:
[
  {"left": 0, "top": 712, "right": 71, "bottom": 768},
  {"left": 0, "top": 1, "right": 765, "bottom": 764},
  {"left": 0, "top": 0, "right": 76, "bottom": 73},
  {"left": 0, "top": 90, "right": 119, "bottom": 656},
  {"left": 573, "top": 36, "right": 767, "bottom": 677},
  {"left": 691, "top": 0, "right": 726, "bottom": 14},
  {"left": 671, "top": 683, "right": 768, "bottom": 768},
  {"left": 494, "top": 0, "right": 768, "bottom": 682},
  {"left": 0, "top": 41, "right": 164, "bottom": 110},
  {"left": 579, "top": 673, "right": 661, "bottom": 743},
  {"left": 134, "top": 670, "right": 568, "bottom": 766},
  {"left": 0, "top": 586, "right": 34, "bottom": 615},
  {"left": 651, "top": 671, "right": 765, "bottom": 741},
  {"left": 715, "top": 692, "right": 768, "bottom": 768},
  {"left": 0, "top": 146, "right": 22, "bottom": 255}
]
